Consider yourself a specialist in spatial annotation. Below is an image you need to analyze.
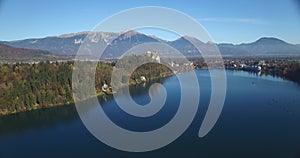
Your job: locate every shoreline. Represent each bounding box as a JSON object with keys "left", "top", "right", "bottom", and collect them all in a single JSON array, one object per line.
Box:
[{"left": 0, "top": 73, "right": 175, "bottom": 117}]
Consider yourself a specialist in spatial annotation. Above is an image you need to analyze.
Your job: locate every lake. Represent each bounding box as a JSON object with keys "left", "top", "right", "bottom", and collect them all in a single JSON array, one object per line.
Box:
[{"left": 1, "top": 70, "right": 300, "bottom": 158}]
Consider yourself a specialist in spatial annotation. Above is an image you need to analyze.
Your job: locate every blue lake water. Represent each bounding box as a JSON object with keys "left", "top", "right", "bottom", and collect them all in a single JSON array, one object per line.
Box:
[{"left": 0, "top": 70, "right": 300, "bottom": 158}]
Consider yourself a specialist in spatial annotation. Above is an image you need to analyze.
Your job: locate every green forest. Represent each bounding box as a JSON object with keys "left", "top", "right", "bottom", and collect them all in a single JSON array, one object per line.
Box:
[{"left": 0, "top": 59, "right": 173, "bottom": 115}]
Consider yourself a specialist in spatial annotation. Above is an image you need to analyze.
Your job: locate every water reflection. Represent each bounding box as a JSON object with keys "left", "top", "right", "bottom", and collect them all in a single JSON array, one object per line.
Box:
[
  {"left": 0, "top": 104, "right": 78, "bottom": 136},
  {"left": 128, "top": 77, "right": 167, "bottom": 96}
]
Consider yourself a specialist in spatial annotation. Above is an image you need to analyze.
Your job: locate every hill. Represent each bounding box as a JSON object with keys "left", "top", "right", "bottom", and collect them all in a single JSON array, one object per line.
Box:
[{"left": 0, "top": 43, "right": 67, "bottom": 63}]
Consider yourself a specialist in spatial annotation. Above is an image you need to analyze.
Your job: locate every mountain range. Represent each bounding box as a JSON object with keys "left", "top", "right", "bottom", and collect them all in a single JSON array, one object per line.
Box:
[{"left": 1, "top": 30, "right": 300, "bottom": 61}]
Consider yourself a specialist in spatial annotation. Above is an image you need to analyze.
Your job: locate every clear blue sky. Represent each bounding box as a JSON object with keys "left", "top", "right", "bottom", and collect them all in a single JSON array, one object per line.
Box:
[{"left": 0, "top": 0, "right": 300, "bottom": 44}]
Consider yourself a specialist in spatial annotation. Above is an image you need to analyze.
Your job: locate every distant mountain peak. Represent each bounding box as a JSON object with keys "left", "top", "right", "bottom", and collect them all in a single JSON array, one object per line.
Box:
[
  {"left": 253, "top": 37, "right": 288, "bottom": 45},
  {"left": 181, "top": 35, "right": 195, "bottom": 40},
  {"left": 119, "top": 30, "right": 139, "bottom": 37},
  {"left": 49, "top": 31, "right": 90, "bottom": 38},
  {"left": 180, "top": 35, "right": 207, "bottom": 44}
]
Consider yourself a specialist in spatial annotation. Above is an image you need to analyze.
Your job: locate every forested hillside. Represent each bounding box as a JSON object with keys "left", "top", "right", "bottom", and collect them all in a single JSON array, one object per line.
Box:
[{"left": 0, "top": 60, "right": 173, "bottom": 115}]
